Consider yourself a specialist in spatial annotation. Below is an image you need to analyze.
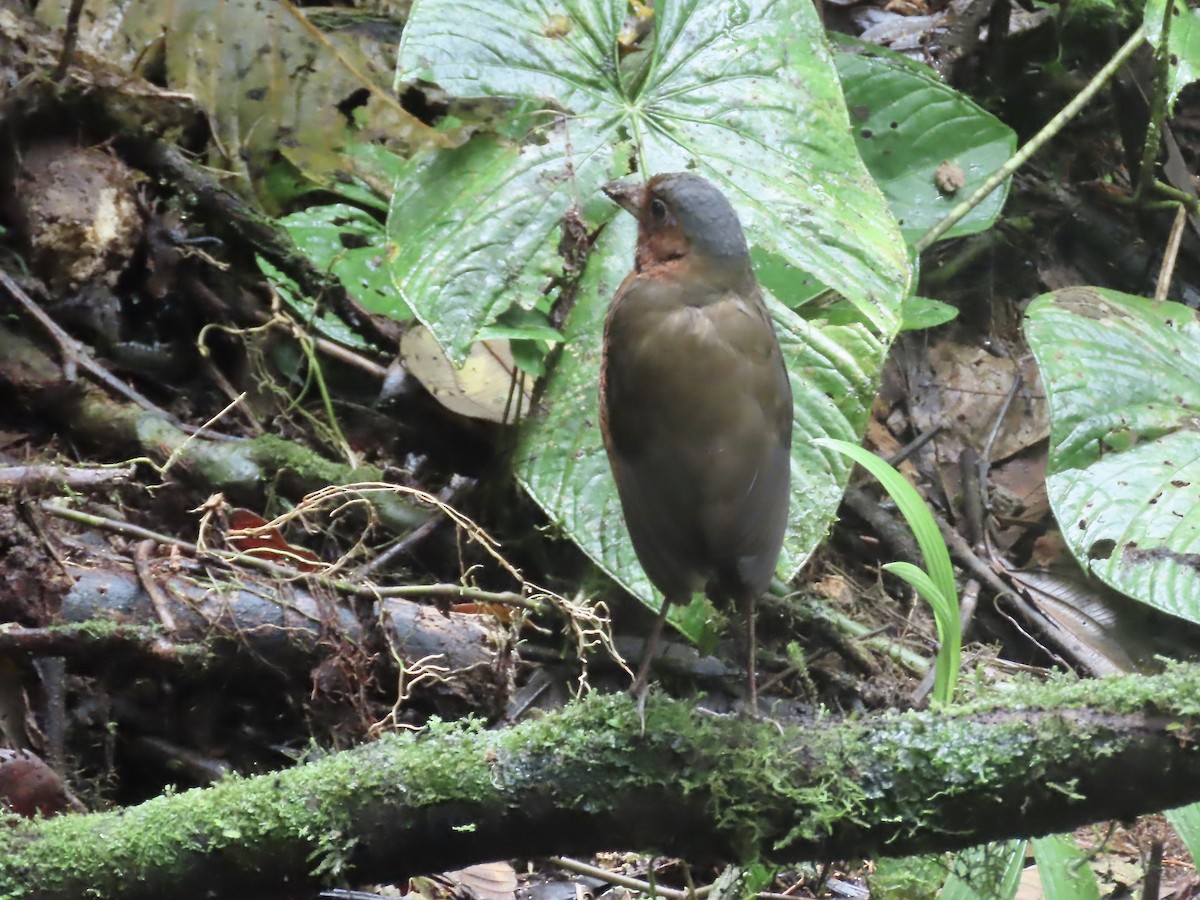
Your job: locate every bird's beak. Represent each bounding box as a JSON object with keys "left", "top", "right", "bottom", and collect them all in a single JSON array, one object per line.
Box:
[{"left": 602, "top": 179, "right": 643, "bottom": 218}]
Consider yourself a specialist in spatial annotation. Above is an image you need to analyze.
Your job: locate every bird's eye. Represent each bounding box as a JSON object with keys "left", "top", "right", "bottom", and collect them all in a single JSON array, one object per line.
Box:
[{"left": 649, "top": 198, "right": 668, "bottom": 222}]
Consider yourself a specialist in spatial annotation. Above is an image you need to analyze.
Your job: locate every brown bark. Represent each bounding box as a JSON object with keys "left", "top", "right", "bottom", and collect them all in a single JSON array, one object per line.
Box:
[{"left": 0, "top": 558, "right": 512, "bottom": 718}]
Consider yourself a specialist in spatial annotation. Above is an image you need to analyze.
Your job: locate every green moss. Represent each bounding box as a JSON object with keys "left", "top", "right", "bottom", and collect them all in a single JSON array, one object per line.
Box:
[
  {"left": 948, "top": 663, "right": 1200, "bottom": 719},
  {"left": 4, "top": 667, "right": 1199, "bottom": 896},
  {"left": 1061, "top": 0, "right": 1140, "bottom": 31}
]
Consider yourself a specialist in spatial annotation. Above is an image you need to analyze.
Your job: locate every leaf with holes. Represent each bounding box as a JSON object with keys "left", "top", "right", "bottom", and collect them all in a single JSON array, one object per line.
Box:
[
  {"left": 1026, "top": 287, "right": 1200, "bottom": 625},
  {"left": 1145, "top": 0, "right": 1200, "bottom": 112},
  {"left": 834, "top": 38, "right": 1016, "bottom": 244}
]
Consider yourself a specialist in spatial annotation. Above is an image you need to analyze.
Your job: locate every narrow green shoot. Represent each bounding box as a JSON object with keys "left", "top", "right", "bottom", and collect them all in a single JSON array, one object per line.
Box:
[
  {"left": 882, "top": 562, "right": 960, "bottom": 705},
  {"left": 817, "top": 438, "right": 961, "bottom": 702}
]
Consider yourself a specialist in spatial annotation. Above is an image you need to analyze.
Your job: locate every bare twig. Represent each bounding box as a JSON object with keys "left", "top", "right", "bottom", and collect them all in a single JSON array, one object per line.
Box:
[
  {"left": 978, "top": 369, "right": 1023, "bottom": 524},
  {"left": 0, "top": 268, "right": 236, "bottom": 441},
  {"left": 1154, "top": 203, "right": 1187, "bottom": 301},
  {"left": 40, "top": 500, "right": 543, "bottom": 610},
  {"left": 51, "top": 0, "right": 87, "bottom": 82},
  {"left": 0, "top": 464, "right": 136, "bottom": 489},
  {"left": 980, "top": 372, "right": 1022, "bottom": 472},
  {"left": 0, "top": 624, "right": 200, "bottom": 665},
  {"left": 547, "top": 856, "right": 712, "bottom": 900},
  {"left": 133, "top": 539, "right": 179, "bottom": 634},
  {"left": 884, "top": 425, "right": 943, "bottom": 468},
  {"left": 353, "top": 476, "right": 475, "bottom": 579},
  {"left": 915, "top": 27, "right": 1147, "bottom": 251}
]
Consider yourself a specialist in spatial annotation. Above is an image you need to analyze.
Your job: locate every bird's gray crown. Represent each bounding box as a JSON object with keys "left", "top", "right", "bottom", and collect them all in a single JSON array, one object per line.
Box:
[{"left": 652, "top": 173, "right": 750, "bottom": 261}]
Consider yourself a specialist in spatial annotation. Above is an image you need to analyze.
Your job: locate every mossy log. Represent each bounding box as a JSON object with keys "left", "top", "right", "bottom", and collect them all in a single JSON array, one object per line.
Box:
[
  {"left": 4, "top": 665, "right": 1200, "bottom": 899},
  {"left": 0, "top": 323, "right": 425, "bottom": 533}
]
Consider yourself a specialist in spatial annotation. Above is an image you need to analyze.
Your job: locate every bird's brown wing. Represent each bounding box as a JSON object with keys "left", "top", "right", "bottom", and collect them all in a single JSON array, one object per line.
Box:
[{"left": 692, "top": 283, "right": 792, "bottom": 600}]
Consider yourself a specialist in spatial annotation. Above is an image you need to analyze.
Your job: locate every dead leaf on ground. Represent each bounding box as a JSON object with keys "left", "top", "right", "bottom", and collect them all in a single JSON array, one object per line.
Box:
[
  {"left": 401, "top": 326, "right": 532, "bottom": 424},
  {"left": 907, "top": 340, "right": 1049, "bottom": 525}
]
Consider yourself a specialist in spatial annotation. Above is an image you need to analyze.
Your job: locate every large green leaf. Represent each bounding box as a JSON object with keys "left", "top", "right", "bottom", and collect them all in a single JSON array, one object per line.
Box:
[
  {"left": 397, "top": 0, "right": 909, "bottom": 621},
  {"left": 280, "top": 204, "right": 403, "bottom": 321},
  {"left": 1167, "top": 802, "right": 1200, "bottom": 863},
  {"left": 834, "top": 39, "right": 1016, "bottom": 244},
  {"left": 393, "top": 0, "right": 908, "bottom": 361},
  {"left": 1145, "top": 0, "right": 1200, "bottom": 112},
  {"left": 1030, "top": 834, "right": 1100, "bottom": 900},
  {"left": 517, "top": 216, "right": 656, "bottom": 607},
  {"left": 941, "top": 840, "right": 1025, "bottom": 900},
  {"left": 1026, "top": 287, "right": 1200, "bottom": 625}
]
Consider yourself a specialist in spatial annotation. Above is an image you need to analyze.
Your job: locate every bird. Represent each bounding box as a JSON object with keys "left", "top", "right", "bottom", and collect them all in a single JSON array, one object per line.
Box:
[{"left": 599, "top": 172, "right": 793, "bottom": 711}]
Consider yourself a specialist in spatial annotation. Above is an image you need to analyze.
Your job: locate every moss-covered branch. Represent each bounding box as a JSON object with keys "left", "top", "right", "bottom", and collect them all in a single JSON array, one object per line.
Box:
[{"left": 6, "top": 665, "right": 1200, "bottom": 899}]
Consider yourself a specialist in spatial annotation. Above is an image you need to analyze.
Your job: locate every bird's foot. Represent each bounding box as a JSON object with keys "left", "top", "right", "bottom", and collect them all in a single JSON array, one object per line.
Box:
[
  {"left": 634, "top": 682, "right": 650, "bottom": 733},
  {"left": 629, "top": 668, "right": 652, "bottom": 732},
  {"left": 737, "top": 691, "right": 764, "bottom": 720}
]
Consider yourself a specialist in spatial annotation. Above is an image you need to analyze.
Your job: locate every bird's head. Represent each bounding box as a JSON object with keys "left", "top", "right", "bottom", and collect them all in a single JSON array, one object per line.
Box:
[{"left": 603, "top": 173, "right": 750, "bottom": 273}]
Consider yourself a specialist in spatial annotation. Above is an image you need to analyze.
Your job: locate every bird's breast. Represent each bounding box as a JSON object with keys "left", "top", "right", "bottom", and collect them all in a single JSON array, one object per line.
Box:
[{"left": 603, "top": 275, "right": 790, "bottom": 463}]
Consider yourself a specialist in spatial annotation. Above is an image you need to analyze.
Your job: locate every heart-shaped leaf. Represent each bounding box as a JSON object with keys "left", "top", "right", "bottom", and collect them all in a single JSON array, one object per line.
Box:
[
  {"left": 1026, "top": 287, "right": 1200, "bottom": 626},
  {"left": 393, "top": 0, "right": 909, "bottom": 360},
  {"left": 396, "top": 0, "right": 910, "bottom": 626}
]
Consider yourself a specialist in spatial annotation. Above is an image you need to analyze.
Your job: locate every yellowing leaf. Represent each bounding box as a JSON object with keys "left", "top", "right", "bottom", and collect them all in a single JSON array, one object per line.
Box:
[{"left": 400, "top": 326, "right": 530, "bottom": 424}]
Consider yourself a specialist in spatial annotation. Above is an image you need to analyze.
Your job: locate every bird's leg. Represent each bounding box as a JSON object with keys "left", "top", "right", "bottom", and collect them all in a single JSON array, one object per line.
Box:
[
  {"left": 630, "top": 596, "right": 673, "bottom": 700},
  {"left": 744, "top": 593, "right": 758, "bottom": 713}
]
